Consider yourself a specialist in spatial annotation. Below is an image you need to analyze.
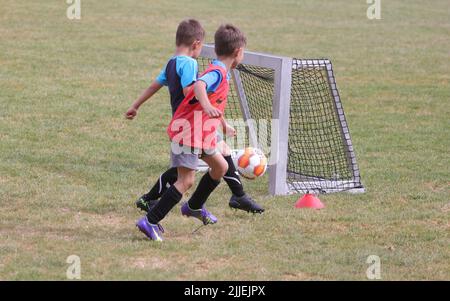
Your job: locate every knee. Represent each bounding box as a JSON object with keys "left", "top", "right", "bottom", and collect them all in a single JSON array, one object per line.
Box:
[
  {"left": 212, "top": 161, "right": 228, "bottom": 179},
  {"left": 176, "top": 174, "right": 195, "bottom": 192},
  {"left": 182, "top": 176, "right": 195, "bottom": 191}
]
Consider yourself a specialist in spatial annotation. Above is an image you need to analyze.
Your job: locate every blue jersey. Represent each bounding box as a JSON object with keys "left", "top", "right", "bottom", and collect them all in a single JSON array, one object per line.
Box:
[
  {"left": 198, "top": 59, "right": 231, "bottom": 93},
  {"left": 156, "top": 55, "right": 198, "bottom": 114}
]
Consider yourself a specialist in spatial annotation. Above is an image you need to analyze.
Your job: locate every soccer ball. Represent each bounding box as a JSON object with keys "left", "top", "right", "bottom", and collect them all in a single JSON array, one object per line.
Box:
[{"left": 233, "top": 147, "right": 268, "bottom": 180}]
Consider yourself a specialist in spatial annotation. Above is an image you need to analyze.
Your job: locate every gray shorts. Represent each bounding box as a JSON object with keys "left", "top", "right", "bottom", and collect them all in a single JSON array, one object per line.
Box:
[
  {"left": 169, "top": 132, "right": 221, "bottom": 170},
  {"left": 170, "top": 143, "right": 200, "bottom": 170},
  {"left": 170, "top": 147, "right": 216, "bottom": 170},
  {"left": 170, "top": 152, "right": 199, "bottom": 170},
  {"left": 170, "top": 144, "right": 218, "bottom": 170}
]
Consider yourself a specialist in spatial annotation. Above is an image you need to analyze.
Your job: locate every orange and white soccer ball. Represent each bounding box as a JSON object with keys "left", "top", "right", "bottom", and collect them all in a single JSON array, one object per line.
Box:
[{"left": 233, "top": 147, "right": 268, "bottom": 180}]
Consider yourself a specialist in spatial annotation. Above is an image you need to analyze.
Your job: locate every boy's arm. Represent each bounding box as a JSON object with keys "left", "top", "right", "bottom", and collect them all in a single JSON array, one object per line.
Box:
[
  {"left": 125, "top": 80, "right": 163, "bottom": 119},
  {"left": 193, "top": 81, "right": 222, "bottom": 118}
]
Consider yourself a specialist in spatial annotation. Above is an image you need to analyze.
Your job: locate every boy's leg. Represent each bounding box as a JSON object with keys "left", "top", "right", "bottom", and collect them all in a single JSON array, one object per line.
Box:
[
  {"left": 181, "top": 152, "right": 227, "bottom": 225},
  {"left": 136, "top": 167, "right": 178, "bottom": 212},
  {"left": 143, "top": 167, "right": 178, "bottom": 201},
  {"left": 218, "top": 141, "right": 244, "bottom": 197},
  {"left": 217, "top": 141, "right": 265, "bottom": 213},
  {"left": 187, "top": 152, "right": 227, "bottom": 209},
  {"left": 137, "top": 147, "right": 198, "bottom": 240},
  {"left": 147, "top": 167, "right": 194, "bottom": 224}
]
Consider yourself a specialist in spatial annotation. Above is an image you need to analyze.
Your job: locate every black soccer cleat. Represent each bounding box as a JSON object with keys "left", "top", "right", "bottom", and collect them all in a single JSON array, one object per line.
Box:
[
  {"left": 229, "top": 194, "right": 265, "bottom": 214},
  {"left": 135, "top": 196, "right": 158, "bottom": 213}
]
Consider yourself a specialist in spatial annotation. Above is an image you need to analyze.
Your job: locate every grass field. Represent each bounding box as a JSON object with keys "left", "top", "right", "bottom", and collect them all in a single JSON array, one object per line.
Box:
[{"left": 0, "top": 0, "right": 449, "bottom": 280}]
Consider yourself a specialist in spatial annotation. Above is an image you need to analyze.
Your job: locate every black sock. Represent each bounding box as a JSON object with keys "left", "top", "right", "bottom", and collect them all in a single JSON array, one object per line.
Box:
[
  {"left": 143, "top": 167, "right": 178, "bottom": 201},
  {"left": 222, "top": 155, "right": 245, "bottom": 197},
  {"left": 188, "top": 172, "right": 220, "bottom": 210},
  {"left": 147, "top": 185, "right": 182, "bottom": 224}
]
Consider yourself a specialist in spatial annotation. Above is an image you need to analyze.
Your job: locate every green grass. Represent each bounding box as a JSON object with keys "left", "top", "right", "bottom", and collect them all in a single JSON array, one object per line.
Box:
[{"left": 0, "top": 0, "right": 449, "bottom": 280}]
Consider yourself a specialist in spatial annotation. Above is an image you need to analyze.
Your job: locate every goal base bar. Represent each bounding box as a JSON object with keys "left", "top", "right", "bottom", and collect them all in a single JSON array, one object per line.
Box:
[
  {"left": 197, "top": 152, "right": 365, "bottom": 194},
  {"left": 287, "top": 181, "right": 365, "bottom": 194}
]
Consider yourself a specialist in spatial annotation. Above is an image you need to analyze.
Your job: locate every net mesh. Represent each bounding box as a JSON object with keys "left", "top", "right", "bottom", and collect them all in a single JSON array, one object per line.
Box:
[{"left": 197, "top": 57, "right": 363, "bottom": 194}]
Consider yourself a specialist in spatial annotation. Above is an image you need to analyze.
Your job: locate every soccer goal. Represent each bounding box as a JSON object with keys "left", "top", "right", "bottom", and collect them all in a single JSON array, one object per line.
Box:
[{"left": 198, "top": 45, "right": 365, "bottom": 195}]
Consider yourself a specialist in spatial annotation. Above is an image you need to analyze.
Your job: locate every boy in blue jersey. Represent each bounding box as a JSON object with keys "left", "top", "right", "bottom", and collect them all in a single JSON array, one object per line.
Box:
[
  {"left": 125, "top": 19, "right": 264, "bottom": 214},
  {"left": 125, "top": 19, "right": 202, "bottom": 120}
]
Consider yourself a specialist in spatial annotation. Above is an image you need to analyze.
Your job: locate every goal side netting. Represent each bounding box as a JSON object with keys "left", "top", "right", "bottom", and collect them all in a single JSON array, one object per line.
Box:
[{"left": 198, "top": 45, "right": 364, "bottom": 195}]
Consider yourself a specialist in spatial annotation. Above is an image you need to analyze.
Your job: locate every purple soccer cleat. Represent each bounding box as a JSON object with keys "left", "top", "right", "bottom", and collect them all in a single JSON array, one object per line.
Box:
[
  {"left": 181, "top": 202, "right": 218, "bottom": 225},
  {"left": 136, "top": 216, "right": 164, "bottom": 241}
]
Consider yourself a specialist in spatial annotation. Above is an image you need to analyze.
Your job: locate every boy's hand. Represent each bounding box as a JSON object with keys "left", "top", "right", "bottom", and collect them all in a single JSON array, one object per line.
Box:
[
  {"left": 204, "top": 105, "right": 222, "bottom": 118},
  {"left": 224, "top": 123, "right": 236, "bottom": 137},
  {"left": 125, "top": 106, "right": 138, "bottom": 119}
]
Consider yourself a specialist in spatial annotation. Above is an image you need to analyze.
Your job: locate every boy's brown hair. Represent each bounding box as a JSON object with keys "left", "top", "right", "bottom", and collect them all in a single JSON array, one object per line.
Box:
[
  {"left": 176, "top": 19, "right": 205, "bottom": 46},
  {"left": 214, "top": 24, "right": 247, "bottom": 56}
]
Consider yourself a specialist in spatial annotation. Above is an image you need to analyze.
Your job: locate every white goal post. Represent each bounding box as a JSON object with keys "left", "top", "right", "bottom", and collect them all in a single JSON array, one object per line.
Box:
[{"left": 199, "top": 45, "right": 365, "bottom": 195}]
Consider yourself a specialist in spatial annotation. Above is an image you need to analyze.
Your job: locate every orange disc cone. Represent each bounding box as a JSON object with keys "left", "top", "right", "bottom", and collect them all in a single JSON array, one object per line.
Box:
[{"left": 295, "top": 193, "right": 325, "bottom": 209}]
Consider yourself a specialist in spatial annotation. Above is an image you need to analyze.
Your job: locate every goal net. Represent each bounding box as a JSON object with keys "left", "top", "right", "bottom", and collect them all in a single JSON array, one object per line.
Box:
[{"left": 198, "top": 45, "right": 364, "bottom": 195}]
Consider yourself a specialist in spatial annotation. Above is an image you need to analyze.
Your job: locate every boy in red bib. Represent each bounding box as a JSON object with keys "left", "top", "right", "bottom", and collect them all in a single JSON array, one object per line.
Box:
[
  {"left": 168, "top": 63, "right": 229, "bottom": 151},
  {"left": 137, "top": 24, "right": 247, "bottom": 241}
]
